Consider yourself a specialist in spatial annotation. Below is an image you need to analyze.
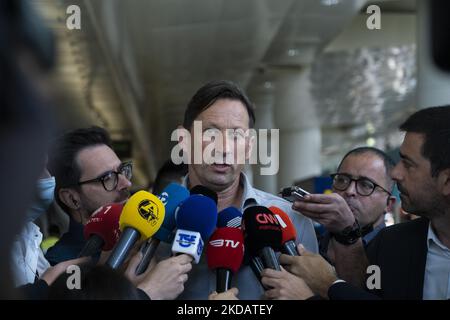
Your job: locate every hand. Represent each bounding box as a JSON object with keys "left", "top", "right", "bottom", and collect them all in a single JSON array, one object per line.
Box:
[
  {"left": 123, "top": 251, "right": 157, "bottom": 287},
  {"left": 292, "top": 193, "right": 355, "bottom": 233},
  {"left": 41, "top": 257, "right": 91, "bottom": 286},
  {"left": 209, "top": 287, "right": 239, "bottom": 300},
  {"left": 135, "top": 254, "right": 193, "bottom": 300},
  {"left": 279, "top": 244, "right": 338, "bottom": 298},
  {"left": 261, "top": 267, "right": 314, "bottom": 300}
]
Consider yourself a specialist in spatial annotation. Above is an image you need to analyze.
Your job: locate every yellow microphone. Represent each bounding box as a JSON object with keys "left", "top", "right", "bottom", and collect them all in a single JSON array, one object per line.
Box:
[{"left": 106, "top": 190, "right": 165, "bottom": 269}]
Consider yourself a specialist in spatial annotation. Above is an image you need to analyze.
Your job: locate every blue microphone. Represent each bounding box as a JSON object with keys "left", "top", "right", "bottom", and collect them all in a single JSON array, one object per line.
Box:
[
  {"left": 217, "top": 207, "right": 242, "bottom": 228},
  {"left": 135, "top": 183, "right": 190, "bottom": 275},
  {"left": 171, "top": 194, "right": 218, "bottom": 263}
]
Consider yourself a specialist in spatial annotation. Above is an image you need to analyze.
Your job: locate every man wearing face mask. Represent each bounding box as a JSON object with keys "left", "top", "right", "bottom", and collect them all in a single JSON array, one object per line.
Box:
[
  {"left": 10, "top": 167, "right": 55, "bottom": 286},
  {"left": 10, "top": 166, "right": 89, "bottom": 299}
]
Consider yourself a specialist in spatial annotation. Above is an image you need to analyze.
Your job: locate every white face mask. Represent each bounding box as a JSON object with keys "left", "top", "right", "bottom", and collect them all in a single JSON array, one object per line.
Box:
[{"left": 26, "top": 176, "right": 55, "bottom": 222}]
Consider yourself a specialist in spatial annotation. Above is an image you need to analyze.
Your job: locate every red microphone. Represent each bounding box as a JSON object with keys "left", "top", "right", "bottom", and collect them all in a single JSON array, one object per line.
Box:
[
  {"left": 79, "top": 203, "right": 123, "bottom": 257},
  {"left": 269, "top": 206, "right": 299, "bottom": 256},
  {"left": 207, "top": 227, "right": 244, "bottom": 293}
]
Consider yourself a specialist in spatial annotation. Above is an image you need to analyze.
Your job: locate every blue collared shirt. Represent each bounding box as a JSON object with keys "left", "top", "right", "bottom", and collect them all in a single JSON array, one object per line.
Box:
[
  {"left": 423, "top": 223, "right": 450, "bottom": 300},
  {"left": 155, "top": 172, "right": 318, "bottom": 300}
]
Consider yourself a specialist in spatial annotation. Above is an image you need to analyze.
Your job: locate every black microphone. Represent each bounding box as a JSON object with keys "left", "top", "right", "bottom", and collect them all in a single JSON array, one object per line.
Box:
[{"left": 242, "top": 206, "right": 282, "bottom": 271}]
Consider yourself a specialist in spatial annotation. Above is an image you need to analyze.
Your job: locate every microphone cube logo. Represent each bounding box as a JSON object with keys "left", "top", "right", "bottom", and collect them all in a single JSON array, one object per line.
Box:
[
  {"left": 138, "top": 199, "right": 160, "bottom": 226},
  {"left": 196, "top": 239, "right": 204, "bottom": 257},
  {"left": 172, "top": 230, "right": 203, "bottom": 264},
  {"left": 178, "top": 233, "right": 197, "bottom": 248}
]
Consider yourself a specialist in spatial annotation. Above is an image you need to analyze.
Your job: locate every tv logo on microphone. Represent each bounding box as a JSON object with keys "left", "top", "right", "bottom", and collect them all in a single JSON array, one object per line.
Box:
[
  {"left": 256, "top": 213, "right": 280, "bottom": 225},
  {"left": 209, "top": 239, "right": 240, "bottom": 248},
  {"left": 177, "top": 233, "right": 197, "bottom": 248},
  {"left": 158, "top": 192, "right": 169, "bottom": 205},
  {"left": 138, "top": 199, "right": 161, "bottom": 226}
]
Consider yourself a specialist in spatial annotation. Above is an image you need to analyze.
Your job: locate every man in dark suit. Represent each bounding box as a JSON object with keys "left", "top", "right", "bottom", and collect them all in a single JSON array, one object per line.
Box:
[
  {"left": 279, "top": 106, "right": 450, "bottom": 300},
  {"left": 365, "top": 106, "right": 450, "bottom": 299}
]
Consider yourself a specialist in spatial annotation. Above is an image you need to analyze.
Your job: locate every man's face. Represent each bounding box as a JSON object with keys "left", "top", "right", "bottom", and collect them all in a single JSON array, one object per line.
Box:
[
  {"left": 187, "top": 98, "right": 252, "bottom": 192},
  {"left": 334, "top": 153, "right": 391, "bottom": 226},
  {"left": 391, "top": 132, "right": 442, "bottom": 218},
  {"left": 75, "top": 144, "right": 131, "bottom": 221}
]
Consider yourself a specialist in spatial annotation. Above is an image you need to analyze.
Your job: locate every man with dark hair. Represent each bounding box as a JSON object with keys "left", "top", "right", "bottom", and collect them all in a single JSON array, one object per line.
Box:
[
  {"left": 45, "top": 126, "right": 132, "bottom": 265},
  {"left": 287, "top": 106, "right": 450, "bottom": 300},
  {"left": 151, "top": 160, "right": 188, "bottom": 195},
  {"left": 318, "top": 147, "right": 396, "bottom": 258},
  {"left": 290, "top": 146, "right": 396, "bottom": 287},
  {"left": 156, "top": 80, "right": 318, "bottom": 300}
]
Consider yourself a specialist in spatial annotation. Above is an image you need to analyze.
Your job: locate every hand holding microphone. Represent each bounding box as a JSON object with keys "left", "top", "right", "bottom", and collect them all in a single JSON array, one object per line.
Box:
[
  {"left": 279, "top": 244, "right": 338, "bottom": 298},
  {"left": 171, "top": 194, "right": 218, "bottom": 263},
  {"left": 209, "top": 287, "right": 239, "bottom": 300},
  {"left": 125, "top": 251, "right": 193, "bottom": 300},
  {"left": 135, "top": 183, "right": 190, "bottom": 275},
  {"left": 261, "top": 267, "right": 315, "bottom": 300},
  {"left": 106, "top": 191, "right": 165, "bottom": 269}
]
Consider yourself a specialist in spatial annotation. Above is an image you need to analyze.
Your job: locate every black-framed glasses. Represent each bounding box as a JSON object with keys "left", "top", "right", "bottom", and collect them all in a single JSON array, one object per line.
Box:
[
  {"left": 78, "top": 161, "right": 133, "bottom": 191},
  {"left": 330, "top": 173, "right": 391, "bottom": 197}
]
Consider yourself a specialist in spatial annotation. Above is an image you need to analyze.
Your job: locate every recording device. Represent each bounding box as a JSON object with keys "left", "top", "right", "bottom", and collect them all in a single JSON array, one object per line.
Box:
[
  {"left": 171, "top": 194, "right": 218, "bottom": 263},
  {"left": 106, "top": 191, "right": 165, "bottom": 269},
  {"left": 269, "top": 206, "right": 299, "bottom": 256},
  {"left": 207, "top": 227, "right": 244, "bottom": 292},
  {"left": 135, "top": 183, "right": 190, "bottom": 275},
  {"left": 279, "top": 186, "right": 310, "bottom": 202},
  {"left": 79, "top": 203, "right": 123, "bottom": 257},
  {"left": 242, "top": 206, "right": 282, "bottom": 271}
]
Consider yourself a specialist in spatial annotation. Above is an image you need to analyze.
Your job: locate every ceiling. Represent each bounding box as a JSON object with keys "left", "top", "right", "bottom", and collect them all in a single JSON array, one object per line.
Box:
[{"left": 34, "top": 0, "right": 418, "bottom": 188}]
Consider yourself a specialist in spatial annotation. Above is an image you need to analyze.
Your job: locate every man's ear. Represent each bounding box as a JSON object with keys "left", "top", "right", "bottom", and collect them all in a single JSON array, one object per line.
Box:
[
  {"left": 437, "top": 168, "right": 450, "bottom": 197},
  {"left": 59, "top": 188, "right": 81, "bottom": 210}
]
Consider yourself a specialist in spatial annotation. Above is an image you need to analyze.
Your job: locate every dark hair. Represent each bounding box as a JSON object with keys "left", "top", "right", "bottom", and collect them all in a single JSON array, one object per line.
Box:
[
  {"left": 400, "top": 106, "right": 450, "bottom": 177},
  {"left": 48, "top": 264, "right": 141, "bottom": 300},
  {"left": 183, "top": 80, "right": 256, "bottom": 129},
  {"left": 152, "top": 160, "right": 188, "bottom": 195},
  {"left": 338, "top": 147, "right": 396, "bottom": 191},
  {"left": 48, "top": 126, "right": 112, "bottom": 212}
]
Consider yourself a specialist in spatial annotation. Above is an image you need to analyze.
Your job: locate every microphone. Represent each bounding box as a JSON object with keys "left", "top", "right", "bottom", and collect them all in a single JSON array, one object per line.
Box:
[
  {"left": 217, "top": 206, "right": 242, "bottom": 228},
  {"left": 171, "top": 194, "right": 218, "bottom": 263},
  {"left": 242, "top": 206, "right": 282, "bottom": 271},
  {"left": 135, "top": 183, "right": 190, "bottom": 275},
  {"left": 190, "top": 185, "right": 218, "bottom": 204},
  {"left": 207, "top": 227, "right": 244, "bottom": 293},
  {"left": 79, "top": 203, "right": 123, "bottom": 257},
  {"left": 106, "top": 191, "right": 165, "bottom": 269},
  {"left": 269, "top": 206, "right": 299, "bottom": 256}
]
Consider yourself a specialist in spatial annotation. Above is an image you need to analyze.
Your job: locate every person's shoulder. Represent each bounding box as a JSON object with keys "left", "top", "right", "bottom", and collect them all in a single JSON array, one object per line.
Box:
[{"left": 378, "top": 217, "right": 429, "bottom": 237}]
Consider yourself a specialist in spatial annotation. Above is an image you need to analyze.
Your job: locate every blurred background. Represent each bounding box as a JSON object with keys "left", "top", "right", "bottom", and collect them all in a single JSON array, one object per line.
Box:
[{"left": 32, "top": 0, "right": 446, "bottom": 201}]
